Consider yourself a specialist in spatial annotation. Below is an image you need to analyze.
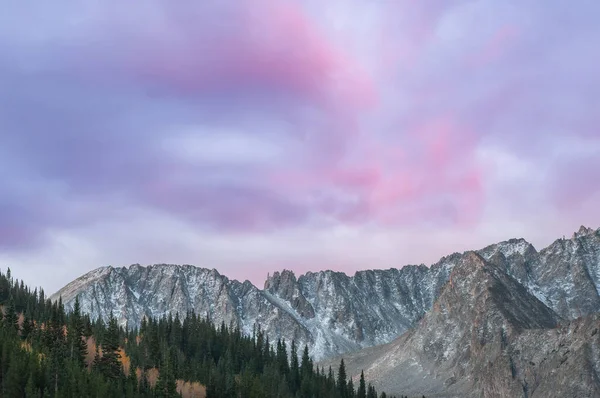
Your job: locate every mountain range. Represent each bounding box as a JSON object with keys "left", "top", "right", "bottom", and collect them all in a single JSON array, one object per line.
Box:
[{"left": 52, "top": 226, "right": 600, "bottom": 396}]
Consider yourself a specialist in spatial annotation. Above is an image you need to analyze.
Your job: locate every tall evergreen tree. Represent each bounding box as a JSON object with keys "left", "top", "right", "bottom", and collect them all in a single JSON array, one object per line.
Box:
[
  {"left": 337, "top": 359, "right": 348, "bottom": 398},
  {"left": 68, "top": 296, "right": 88, "bottom": 366},
  {"left": 347, "top": 377, "right": 355, "bottom": 398},
  {"left": 155, "top": 356, "right": 178, "bottom": 398},
  {"left": 98, "top": 313, "right": 123, "bottom": 379},
  {"left": 21, "top": 310, "right": 33, "bottom": 341},
  {"left": 276, "top": 339, "right": 289, "bottom": 375},
  {"left": 289, "top": 339, "right": 300, "bottom": 393},
  {"left": 367, "top": 384, "right": 378, "bottom": 398},
  {"left": 300, "top": 345, "right": 313, "bottom": 378},
  {"left": 358, "top": 370, "right": 367, "bottom": 398},
  {"left": 5, "top": 348, "right": 25, "bottom": 397},
  {"left": 4, "top": 297, "right": 19, "bottom": 333}
]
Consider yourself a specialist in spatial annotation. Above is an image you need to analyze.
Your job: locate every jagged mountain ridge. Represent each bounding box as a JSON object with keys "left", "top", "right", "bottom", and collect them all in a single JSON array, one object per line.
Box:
[
  {"left": 51, "top": 259, "right": 456, "bottom": 361},
  {"left": 478, "top": 225, "right": 600, "bottom": 319},
  {"left": 328, "top": 245, "right": 600, "bottom": 397},
  {"left": 51, "top": 226, "right": 600, "bottom": 361}
]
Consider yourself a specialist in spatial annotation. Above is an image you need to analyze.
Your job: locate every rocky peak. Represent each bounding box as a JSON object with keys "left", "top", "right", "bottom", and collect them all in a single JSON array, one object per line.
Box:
[
  {"left": 573, "top": 225, "right": 596, "bottom": 239},
  {"left": 446, "top": 252, "right": 491, "bottom": 288},
  {"left": 264, "top": 269, "right": 315, "bottom": 319},
  {"left": 264, "top": 269, "right": 296, "bottom": 290},
  {"left": 478, "top": 238, "right": 536, "bottom": 261}
]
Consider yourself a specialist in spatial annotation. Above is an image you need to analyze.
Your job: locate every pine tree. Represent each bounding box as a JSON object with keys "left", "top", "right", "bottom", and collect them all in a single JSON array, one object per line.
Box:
[
  {"left": 68, "top": 296, "right": 88, "bottom": 367},
  {"left": 300, "top": 344, "right": 313, "bottom": 378},
  {"left": 276, "top": 339, "right": 289, "bottom": 375},
  {"left": 93, "top": 344, "right": 101, "bottom": 370},
  {"left": 358, "top": 370, "right": 367, "bottom": 398},
  {"left": 46, "top": 303, "right": 68, "bottom": 397},
  {"left": 5, "top": 348, "right": 25, "bottom": 397},
  {"left": 327, "top": 365, "right": 335, "bottom": 393},
  {"left": 367, "top": 383, "right": 378, "bottom": 398},
  {"left": 21, "top": 310, "right": 34, "bottom": 341},
  {"left": 4, "top": 297, "right": 19, "bottom": 333},
  {"left": 98, "top": 313, "right": 123, "bottom": 379},
  {"left": 347, "top": 377, "right": 355, "bottom": 398},
  {"left": 155, "top": 357, "right": 178, "bottom": 398},
  {"left": 289, "top": 339, "right": 300, "bottom": 393},
  {"left": 337, "top": 358, "right": 348, "bottom": 398}
]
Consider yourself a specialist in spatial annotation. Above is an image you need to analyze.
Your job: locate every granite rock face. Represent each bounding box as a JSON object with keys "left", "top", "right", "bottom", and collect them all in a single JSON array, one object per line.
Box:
[{"left": 52, "top": 226, "right": 600, "bottom": 363}]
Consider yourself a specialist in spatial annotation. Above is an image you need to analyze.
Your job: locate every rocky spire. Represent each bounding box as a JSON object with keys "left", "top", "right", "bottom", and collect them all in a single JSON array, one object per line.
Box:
[{"left": 573, "top": 225, "right": 596, "bottom": 239}]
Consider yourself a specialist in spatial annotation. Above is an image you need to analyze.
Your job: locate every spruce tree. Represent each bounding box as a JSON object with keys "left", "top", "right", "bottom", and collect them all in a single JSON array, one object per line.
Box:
[
  {"left": 300, "top": 345, "right": 313, "bottom": 378},
  {"left": 21, "top": 310, "right": 34, "bottom": 341},
  {"left": 155, "top": 357, "right": 178, "bottom": 398},
  {"left": 276, "top": 339, "right": 289, "bottom": 375},
  {"left": 289, "top": 339, "right": 300, "bottom": 393},
  {"left": 348, "top": 377, "right": 355, "bottom": 398},
  {"left": 98, "top": 313, "right": 123, "bottom": 379},
  {"left": 367, "top": 384, "right": 378, "bottom": 398},
  {"left": 327, "top": 365, "right": 335, "bottom": 393},
  {"left": 68, "top": 296, "right": 88, "bottom": 367},
  {"left": 337, "top": 358, "right": 348, "bottom": 398},
  {"left": 358, "top": 370, "right": 367, "bottom": 398},
  {"left": 4, "top": 297, "right": 19, "bottom": 333},
  {"left": 5, "top": 348, "right": 25, "bottom": 397}
]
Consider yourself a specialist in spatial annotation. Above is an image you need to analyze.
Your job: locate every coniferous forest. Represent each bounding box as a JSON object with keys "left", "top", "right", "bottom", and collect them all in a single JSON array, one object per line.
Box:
[{"left": 0, "top": 268, "right": 419, "bottom": 397}]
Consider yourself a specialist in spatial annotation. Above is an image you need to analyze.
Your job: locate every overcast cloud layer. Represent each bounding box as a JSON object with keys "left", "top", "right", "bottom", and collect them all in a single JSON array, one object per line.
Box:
[{"left": 1, "top": 0, "right": 599, "bottom": 293}]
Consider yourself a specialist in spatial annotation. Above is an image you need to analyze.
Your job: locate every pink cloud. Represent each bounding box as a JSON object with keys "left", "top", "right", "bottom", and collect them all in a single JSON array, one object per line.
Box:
[
  {"left": 268, "top": 110, "right": 484, "bottom": 227},
  {"left": 97, "top": 0, "right": 378, "bottom": 117}
]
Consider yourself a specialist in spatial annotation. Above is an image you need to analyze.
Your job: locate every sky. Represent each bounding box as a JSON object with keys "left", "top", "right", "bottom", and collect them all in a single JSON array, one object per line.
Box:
[{"left": 1, "top": 0, "right": 599, "bottom": 294}]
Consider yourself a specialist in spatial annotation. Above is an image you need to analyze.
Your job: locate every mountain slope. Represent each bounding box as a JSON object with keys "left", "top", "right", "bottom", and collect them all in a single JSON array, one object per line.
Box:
[
  {"left": 325, "top": 252, "right": 560, "bottom": 396},
  {"left": 327, "top": 249, "right": 600, "bottom": 397}
]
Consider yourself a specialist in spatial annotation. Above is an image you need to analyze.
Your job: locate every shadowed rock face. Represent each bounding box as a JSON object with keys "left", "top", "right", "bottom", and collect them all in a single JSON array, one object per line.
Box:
[{"left": 51, "top": 226, "right": 599, "bottom": 364}]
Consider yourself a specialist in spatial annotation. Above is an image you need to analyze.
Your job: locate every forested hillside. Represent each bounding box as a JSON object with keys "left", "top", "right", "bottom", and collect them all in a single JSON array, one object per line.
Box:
[{"left": 0, "top": 269, "right": 405, "bottom": 397}]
